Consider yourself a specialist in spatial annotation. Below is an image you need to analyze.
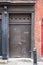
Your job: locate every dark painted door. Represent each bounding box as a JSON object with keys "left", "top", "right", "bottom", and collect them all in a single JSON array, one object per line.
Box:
[
  {"left": 0, "top": 19, "right": 2, "bottom": 56},
  {"left": 9, "top": 14, "right": 31, "bottom": 58}
]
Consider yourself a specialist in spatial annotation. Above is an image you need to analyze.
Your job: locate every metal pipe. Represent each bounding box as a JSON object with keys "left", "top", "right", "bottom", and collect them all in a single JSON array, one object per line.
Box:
[{"left": 33, "top": 48, "right": 37, "bottom": 65}]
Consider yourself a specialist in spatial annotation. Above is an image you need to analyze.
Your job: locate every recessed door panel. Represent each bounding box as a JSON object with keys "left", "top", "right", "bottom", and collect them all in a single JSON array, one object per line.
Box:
[{"left": 9, "top": 14, "right": 31, "bottom": 58}]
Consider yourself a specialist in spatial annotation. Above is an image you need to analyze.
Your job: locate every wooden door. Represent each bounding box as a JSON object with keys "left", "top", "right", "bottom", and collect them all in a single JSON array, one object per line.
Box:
[{"left": 9, "top": 14, "right": 31, "bottom": 58}]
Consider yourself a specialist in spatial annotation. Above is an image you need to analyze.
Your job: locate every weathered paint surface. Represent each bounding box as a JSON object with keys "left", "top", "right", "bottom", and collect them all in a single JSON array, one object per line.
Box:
[{"left": 2, "top": 8, "right": 9, "bottom": 59}]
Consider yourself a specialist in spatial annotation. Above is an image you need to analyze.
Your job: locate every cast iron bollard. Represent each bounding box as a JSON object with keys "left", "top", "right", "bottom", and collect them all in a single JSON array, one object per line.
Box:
[{"left": 33, "top": 48, "right": 37, "bottom": 65}]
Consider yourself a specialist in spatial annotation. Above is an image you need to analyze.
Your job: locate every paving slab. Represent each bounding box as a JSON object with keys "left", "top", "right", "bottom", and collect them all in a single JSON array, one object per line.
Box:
[{"left": 0, "top": 58, "right": 43, "bottom": 65}]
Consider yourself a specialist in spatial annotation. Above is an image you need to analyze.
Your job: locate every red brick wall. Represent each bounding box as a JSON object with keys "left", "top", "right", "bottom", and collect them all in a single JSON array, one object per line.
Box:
[{"left": 35, "top": 0, "right": 43, "bottom": 59}]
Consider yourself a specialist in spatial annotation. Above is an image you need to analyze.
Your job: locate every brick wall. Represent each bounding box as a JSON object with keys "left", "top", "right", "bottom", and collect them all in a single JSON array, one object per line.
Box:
[{"left": 35, "top": 0, "right": 43, "bottom": 59}]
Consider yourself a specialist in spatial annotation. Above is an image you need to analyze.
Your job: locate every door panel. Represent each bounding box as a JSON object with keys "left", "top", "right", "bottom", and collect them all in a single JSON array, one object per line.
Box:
[{"left": 9, "top": 14, "right": 31, "bottom": 58}]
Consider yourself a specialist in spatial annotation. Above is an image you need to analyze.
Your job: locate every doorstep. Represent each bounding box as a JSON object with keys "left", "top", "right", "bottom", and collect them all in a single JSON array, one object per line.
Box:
[
  {"left": 8, "top": 58, "right": 33, "bottom": 62},
  {"left": 0, "top": 60, "right": 8, "bottom": 64},
  {"left": 0, "top": 58, "right": 33, "bottom": 64},
  {"left": 0, "top": 56, "right": 7, "bottom": 64}
]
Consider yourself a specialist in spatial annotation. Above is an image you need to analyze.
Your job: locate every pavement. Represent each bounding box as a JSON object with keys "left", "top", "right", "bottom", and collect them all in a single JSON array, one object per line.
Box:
[{"left": 0, "top": 58, "right": 43, "bottom": 65}]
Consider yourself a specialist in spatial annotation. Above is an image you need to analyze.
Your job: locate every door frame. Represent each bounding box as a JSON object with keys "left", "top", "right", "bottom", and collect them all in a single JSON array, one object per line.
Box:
[
  {"left": 0, "top": 2, "right": 35, "bottom": 59},
  {"left": 8, "top": 7, "right": 35, "bottom": 59}
]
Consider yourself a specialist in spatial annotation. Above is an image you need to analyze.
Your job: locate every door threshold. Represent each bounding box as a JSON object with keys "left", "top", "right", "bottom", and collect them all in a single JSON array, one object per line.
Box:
[{"left": 8, "top": 58, "right": 33, "bottom": 62}]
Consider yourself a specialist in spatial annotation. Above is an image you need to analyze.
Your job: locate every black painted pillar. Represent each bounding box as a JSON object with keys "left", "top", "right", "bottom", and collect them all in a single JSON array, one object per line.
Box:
[{"left": 2, "top": 6, "right": 8, "bottom": 59}]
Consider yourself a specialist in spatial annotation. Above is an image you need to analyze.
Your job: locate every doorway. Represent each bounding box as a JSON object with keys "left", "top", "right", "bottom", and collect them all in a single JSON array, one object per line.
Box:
[{"left": 9, "top": 14, "right": 31, "bottom": 58}]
